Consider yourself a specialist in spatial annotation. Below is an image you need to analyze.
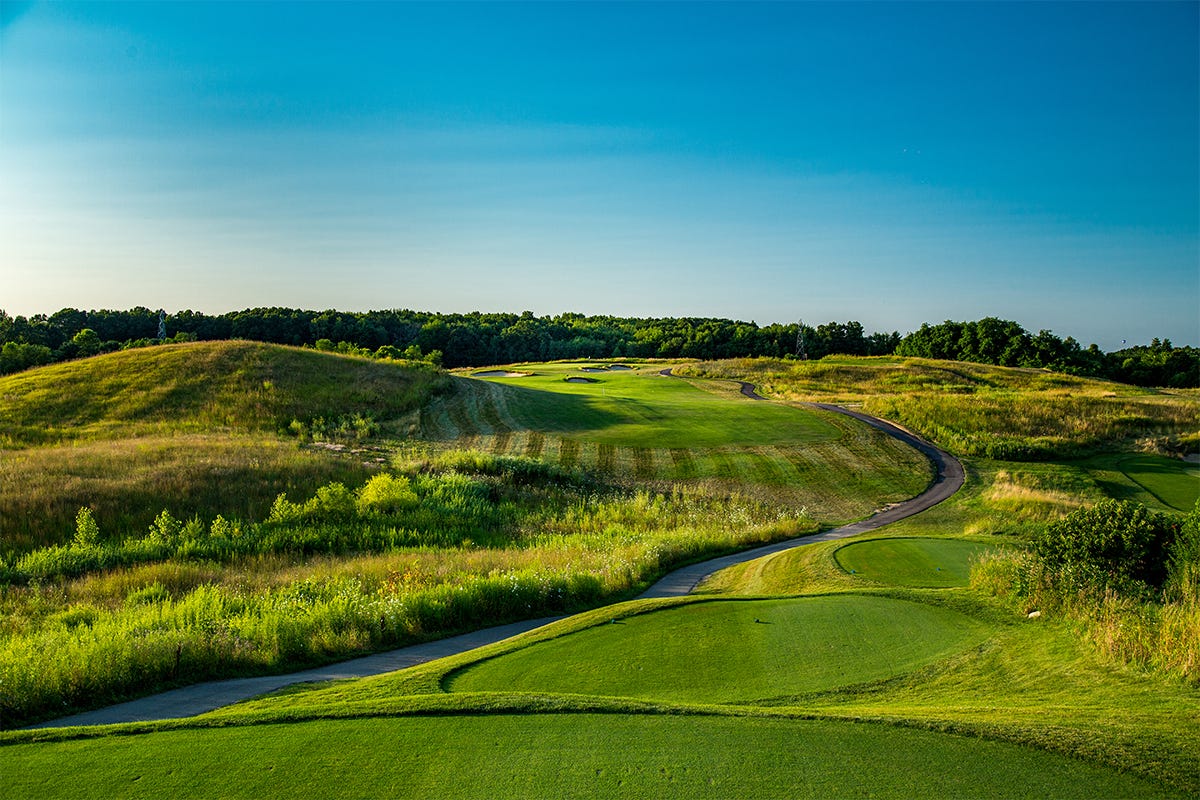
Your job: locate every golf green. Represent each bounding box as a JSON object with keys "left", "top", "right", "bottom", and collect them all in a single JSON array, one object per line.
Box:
[
  {"left": 834, "top": 538, "right": 996, "bottom": 588},
  {"left": 447, "top": 595, "right": 992, "bottom": 703}
]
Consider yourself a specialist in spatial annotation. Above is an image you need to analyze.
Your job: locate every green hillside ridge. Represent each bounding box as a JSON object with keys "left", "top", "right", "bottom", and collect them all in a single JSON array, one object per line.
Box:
[
  {"left": 0, "top": 341, "right": 447, "bottom": 548},
  {"left": 0, "top": 339, "right": 447, "bottom": 447}
]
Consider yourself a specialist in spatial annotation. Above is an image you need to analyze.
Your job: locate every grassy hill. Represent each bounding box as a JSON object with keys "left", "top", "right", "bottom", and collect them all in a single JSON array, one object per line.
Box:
[
  {"left": 681, "top": 356, "right": 1199, "bottom": 460},
  {"left": 0, "top": 342, "right": 447, "bottom": 549}
]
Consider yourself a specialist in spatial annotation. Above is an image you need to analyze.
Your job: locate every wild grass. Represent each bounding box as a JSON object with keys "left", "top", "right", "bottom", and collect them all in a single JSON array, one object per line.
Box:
[
  {"left": 0, "top": 434, "right": 376, "bottom": 551},
  {"left": 0, "top": 340, "right": 447, "bottom": 447},
  {"left": 681, "top": 356, "right": 1199, "bottom": 460},
  {"left": 0, "top": 456, "right": 814, "bottom": 727}
]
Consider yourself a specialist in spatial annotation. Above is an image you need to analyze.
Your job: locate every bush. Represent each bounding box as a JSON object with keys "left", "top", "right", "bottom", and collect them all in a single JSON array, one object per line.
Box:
[
  {"left": 356, "top": 474, "right": 419, "bottom": 516},
  {"left": 1035, "top": 500, "right": 1174, "bottom": 596}
]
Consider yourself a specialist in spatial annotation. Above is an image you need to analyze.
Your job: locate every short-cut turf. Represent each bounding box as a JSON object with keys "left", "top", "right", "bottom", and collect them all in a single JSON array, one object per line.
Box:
[
  {"left": 440, "top": 362, "right": 840, "bottom": 449},
  {"left": 3, "top": 715, "right": 1179, "bottom": 800},
  {"left": 833, "top": 537, "right": 997, "bottom": 588},
  {"left": 446, "top": 595, "right": 992, "bottom": 703}
]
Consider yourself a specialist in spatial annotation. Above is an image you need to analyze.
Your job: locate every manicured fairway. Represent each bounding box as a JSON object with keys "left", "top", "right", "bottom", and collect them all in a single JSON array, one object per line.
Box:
[
  {"left": 834, "top": 538, "right": 996, "bottom": 588},
  {"left": 3, "top": 714, "right": 1178, "bottom": 799},
  {"left": 1115, "top": 454, "right": 1199, "bottom": 511},
  {"left": 440, "top": 362, "right": 841, "bottom": 449},
  {"left": 447, "top": 596, "right": 991, "bottom": 703}
]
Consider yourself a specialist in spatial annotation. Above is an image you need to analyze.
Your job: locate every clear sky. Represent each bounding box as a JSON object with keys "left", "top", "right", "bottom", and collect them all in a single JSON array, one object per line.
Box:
[{"left": 1, "top": 1, "right": 1197, "bottom": 348}]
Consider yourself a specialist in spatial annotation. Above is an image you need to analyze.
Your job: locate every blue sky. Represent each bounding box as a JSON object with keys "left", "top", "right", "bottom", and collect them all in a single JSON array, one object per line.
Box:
[{"left": 1, "top": 1, "right": 1196, "bottom": 348}]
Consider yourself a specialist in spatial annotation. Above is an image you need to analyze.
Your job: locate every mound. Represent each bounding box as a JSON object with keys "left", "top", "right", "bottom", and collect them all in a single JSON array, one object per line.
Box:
[{"left": 0, "top": 341, "right": 448, "bottom": 446}]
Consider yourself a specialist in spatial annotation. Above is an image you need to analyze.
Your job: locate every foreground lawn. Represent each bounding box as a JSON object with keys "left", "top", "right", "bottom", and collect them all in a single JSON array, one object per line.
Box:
[{"left": 4, "top": 714, "right": 1179, "bottom": 800}]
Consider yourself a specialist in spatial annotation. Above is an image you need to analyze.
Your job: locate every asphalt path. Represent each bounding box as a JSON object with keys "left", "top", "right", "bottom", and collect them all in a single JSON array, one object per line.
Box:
[{"left": 31, "top": 375, "right": 962, "bottom": 729}]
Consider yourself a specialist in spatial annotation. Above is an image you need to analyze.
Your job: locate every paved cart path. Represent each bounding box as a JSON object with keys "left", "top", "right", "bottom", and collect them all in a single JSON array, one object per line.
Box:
[{"left": 31, "top": 377, "right": 961, "bottom": 729}]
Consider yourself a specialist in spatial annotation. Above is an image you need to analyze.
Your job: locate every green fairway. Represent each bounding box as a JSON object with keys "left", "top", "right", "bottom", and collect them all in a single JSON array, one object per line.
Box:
[
  {"left": 447, "top": 596, "right": 991, "bottom": 703},
  {"left": 4, "top": 714, "right": 1179, "bottom": 800},
  {"left": 1115, "top": 454, "right": 1199, "bottom": 511},
  {"left": 422, "top": 362, "right": 932, "bottom": 520},
  {"left": 834, "top": 538, "right": 996, "bottom": 588},
  {"left": 440, "top": 362, "right": 840, "bottom": 449}
]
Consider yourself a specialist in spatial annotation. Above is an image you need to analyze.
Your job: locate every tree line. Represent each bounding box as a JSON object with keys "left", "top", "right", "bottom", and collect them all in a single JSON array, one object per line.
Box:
[{"left": 0, "top": 307, "right": 1195, "bottom": 387}]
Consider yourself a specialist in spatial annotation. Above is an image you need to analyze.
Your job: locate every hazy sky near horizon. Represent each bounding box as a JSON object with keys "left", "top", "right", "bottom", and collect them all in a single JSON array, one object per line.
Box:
[{"left": 1, "top": 1, "right": 1197, "bottom": 348}]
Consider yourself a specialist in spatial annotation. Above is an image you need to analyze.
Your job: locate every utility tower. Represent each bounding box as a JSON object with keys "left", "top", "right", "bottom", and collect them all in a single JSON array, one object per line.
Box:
[
  {"left": 795, "top": 321, "right": 808, "bottom": 360},
  {"left": 157, "top": 310, "right": 167, "bottom": 341}
]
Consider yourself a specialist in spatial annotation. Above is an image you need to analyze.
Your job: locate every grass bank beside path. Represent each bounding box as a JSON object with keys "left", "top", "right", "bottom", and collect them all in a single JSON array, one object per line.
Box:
[{"left": 679, "top": 356, "right": 1199, "bottom": 460}]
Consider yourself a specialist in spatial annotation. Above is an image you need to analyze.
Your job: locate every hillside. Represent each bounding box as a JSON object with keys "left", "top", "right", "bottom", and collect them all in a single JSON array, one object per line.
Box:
[
  {"left": 681, "top": 356, "right": 1199, "bottom": 460},
  {"left": 0, "top": 340, "right": 448, "bottom": 447},
  {"left": 0, "top": 342, "right": 448, "bottom": 548}
]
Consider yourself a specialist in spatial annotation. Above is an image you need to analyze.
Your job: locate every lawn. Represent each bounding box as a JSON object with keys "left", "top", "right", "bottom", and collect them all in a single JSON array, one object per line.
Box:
[
  {"left": 4, "top": 714, "right": 1179, "bottom": 800},
  {"left": 833, "top": 538, "right": 996, "bottom": 588},
  {"left": 447, "top": 595, "right": 992, "bottom": 703}
]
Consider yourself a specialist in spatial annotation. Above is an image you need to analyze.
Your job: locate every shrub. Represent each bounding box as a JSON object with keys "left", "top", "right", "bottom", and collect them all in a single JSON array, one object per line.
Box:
[
  {"left": 356, "top": 474, "right": 419, "bottom": 516},
  {"left": 1035, "top": 499, "right": 1174, "bottom": 595},
  {"left": 306, "top": 482, "right": 357, "bottom": 519},
  {"left": 73, "top": 507, "right": 100, "bottom": 549},
  {"left": 148, "top": 510, "right": 183, "bottom": 545}
]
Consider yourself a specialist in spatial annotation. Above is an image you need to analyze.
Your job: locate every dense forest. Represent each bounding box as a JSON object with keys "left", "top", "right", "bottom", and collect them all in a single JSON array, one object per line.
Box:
[{"left": 1, "top": 307, "right": 1196, "bottom": 387}]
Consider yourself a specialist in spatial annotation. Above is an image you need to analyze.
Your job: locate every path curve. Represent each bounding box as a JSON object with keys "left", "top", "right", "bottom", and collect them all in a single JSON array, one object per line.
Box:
[
  {"left": 640, "top": 371, "right": 963, "bottom": 597},
  {"left": 31, "top": 374, "right": 961, "bottom": 729}
]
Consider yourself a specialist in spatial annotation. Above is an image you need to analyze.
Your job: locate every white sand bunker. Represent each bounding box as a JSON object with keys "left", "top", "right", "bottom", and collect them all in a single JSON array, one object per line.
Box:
[
  {"left": 474, "top": 370, "right": 531, "bottom": 378},
  {"left": 608, "top": 364, "right": 633, "bottom": 370},
  {"left": 565, "top": 376, "right": 599, "bottom": 383},
  {"left": 580, "top": 367, "right": 608, "bottom": 373}
]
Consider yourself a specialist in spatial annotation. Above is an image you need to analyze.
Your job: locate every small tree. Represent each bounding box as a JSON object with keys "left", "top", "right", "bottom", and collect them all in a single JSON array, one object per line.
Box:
[{"left": 73, "top": 507, "right": 101, "bottom": 548}]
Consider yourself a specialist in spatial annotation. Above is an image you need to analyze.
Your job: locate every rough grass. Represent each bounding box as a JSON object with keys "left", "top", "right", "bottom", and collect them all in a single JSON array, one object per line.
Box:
[
  {"left": 0, "top": 434, "right": 375, "bottom": 551},
  {"left": 0, "top": 340, "right": 446, "bottom": 447},
  {"left": 681, "top": 356, "right": 1199, "bottom": 460},
  {"left": 0, "top": 341, "right": 445, "bottom": 550}
]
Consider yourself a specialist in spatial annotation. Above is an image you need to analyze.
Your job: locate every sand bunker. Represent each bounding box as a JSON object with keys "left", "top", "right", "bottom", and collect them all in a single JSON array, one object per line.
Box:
[
  {"left": 474, "top": 370, "right": 531, "bottom": 378},
  {"left": 580, "top": 367, "right": 608, "bottom": 373},
  {"left": 565, "top": 376, "right": 598, "bottom": 383},
  {"left": 608, "top": 364, "right": 633, "bottom": 370}
]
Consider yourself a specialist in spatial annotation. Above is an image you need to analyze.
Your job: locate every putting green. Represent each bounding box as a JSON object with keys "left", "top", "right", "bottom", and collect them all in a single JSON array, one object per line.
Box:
[
  {"left": 3, "top": 715, "right": 1178, "bottom": 799},
  {"left": 835, "top": 538, "right": 996, "bottom": 588},
  {"left": 447, "top": 596, "right": 991, "bottom": 703}
]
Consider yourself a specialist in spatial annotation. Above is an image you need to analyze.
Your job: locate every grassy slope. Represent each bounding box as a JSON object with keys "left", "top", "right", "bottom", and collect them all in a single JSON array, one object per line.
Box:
[
  {"left": 680, "top": 355, "right": 1199, "bottom": 460},
  {"left": 0, "top": 342, "right": 444, "bottom": 548}
]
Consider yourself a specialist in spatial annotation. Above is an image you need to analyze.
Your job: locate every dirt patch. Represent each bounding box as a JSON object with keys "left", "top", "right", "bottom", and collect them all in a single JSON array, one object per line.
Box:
[
  {"left": 565, "top": 376, "right": 598, "bottom": 384},
  {"left": 473, "top": 370, "right": 531, "bottom": 378}
]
